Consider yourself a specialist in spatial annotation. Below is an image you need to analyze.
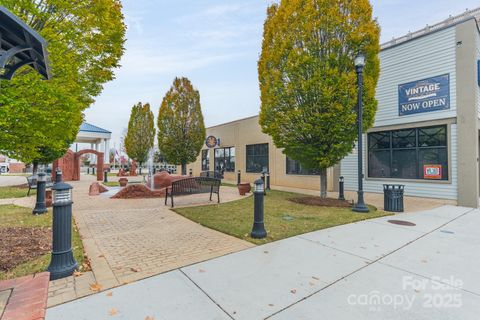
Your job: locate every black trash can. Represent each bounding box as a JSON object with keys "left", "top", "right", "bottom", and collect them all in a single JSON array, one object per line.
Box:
[{"left": 383, "top": 184, "right": 404, "bottom": 212}]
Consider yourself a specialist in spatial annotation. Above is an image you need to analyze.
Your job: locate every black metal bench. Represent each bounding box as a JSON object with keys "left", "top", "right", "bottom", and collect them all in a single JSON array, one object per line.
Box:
[
  {"left": 199, "top": 171, "right": 223, "bottom": 180},
  {"left": 165, "top": 177, "right": 221, "bottom": 208},
  {"left": 26, "top": 174, "right": 53, "bottom": 196}
]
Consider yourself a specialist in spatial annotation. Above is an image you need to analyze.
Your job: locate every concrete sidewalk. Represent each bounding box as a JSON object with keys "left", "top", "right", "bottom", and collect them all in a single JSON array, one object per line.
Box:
[{"left": 46, "top": 205, "right": 480, "bottom": 320}]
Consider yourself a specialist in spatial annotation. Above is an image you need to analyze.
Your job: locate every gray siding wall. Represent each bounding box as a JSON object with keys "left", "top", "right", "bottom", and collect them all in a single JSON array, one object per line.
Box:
[
  {"left": 477, "top": 29, "right": 480, "bottom": 115},
  {"left": 341, "top": 26, "right": 458, "bottom": 200},
  {"left": 374, "top": 27, "right": 457, "bottom": 127}
]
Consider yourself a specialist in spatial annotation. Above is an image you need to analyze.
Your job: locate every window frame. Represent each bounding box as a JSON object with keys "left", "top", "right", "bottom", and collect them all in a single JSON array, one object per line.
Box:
[
  {"left": 285, "top": 157, "right": 320, "bottom": 175},
  {"left": 246, "top": 143, "right": 269, "bottom": 173},
  {"left": 213, "top": 147, "right": 235, "bottom": 172},
  {"left": 201, "top": 149, "right": 209, "bottom": 171},
  {"left": 367, "top": 125, "right": 449, "bottom": 182}
]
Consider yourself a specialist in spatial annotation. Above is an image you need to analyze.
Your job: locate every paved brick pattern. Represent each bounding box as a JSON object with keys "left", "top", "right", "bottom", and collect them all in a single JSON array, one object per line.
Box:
[
  {"left": 79, "top": 207, "right": 252, "bottom": 284},
  {"left": 0, "top": 272, "right": 50, "bottom": 320},
  {"left": 46, "top": 176, "right": 253, "bottom": 307}
]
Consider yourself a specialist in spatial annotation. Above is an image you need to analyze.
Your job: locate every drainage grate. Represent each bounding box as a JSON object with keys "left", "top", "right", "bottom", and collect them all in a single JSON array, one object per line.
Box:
[{"left": 387, "top": 220, "right": 416, "bottom": 226}]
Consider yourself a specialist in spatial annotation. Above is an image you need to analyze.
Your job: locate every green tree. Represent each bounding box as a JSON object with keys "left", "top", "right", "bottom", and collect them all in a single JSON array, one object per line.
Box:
[
  {"left": 0, "top": 0, "right": 126, "bottom": 170},
  {"left": 157, "top": 77, "right": 206, "bottom": 175},
  {"left": 258, "top": 0, "right": 380, "bottom": 197},
  {"left": 124, "top": 102, "right": 155, "bottom": 174}
]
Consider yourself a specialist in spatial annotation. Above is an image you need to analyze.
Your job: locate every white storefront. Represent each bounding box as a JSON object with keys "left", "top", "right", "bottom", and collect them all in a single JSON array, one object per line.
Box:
[{"left": 341, "top": 9, "right": 480, "bottom": 207}]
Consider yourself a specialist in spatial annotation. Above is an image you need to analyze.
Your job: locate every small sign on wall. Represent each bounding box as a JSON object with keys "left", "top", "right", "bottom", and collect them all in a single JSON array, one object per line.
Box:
[
  {"left": 424, "top": 165, "right": 442, "bottom": 180},
  {"left": 398, "top": 74, "right": 450, "bottom": 116}
]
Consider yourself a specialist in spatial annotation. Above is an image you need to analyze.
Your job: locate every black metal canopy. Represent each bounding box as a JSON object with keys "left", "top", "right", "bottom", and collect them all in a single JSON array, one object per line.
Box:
[{"left": 0, "top": 5, "right": 50, "bottom": 80}]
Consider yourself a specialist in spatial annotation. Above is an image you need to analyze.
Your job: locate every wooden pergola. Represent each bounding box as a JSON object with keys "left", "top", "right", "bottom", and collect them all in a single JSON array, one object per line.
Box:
[{"left": 0, "top": 5, "right": 50, "bottom": 80}]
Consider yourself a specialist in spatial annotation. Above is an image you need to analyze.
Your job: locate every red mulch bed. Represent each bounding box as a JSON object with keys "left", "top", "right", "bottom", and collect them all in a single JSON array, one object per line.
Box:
[
  {"left": 111, "top": 184, "right": 166, "bottom": 199},
  {"left": 288, "top": 197, "right": 353, "bottom": 208},
  {"left": 0, "top": 227, "right": 51, "bottom": 271}
]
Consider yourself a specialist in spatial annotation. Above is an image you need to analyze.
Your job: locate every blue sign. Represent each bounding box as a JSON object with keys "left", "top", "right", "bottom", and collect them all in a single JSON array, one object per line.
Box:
[{"left": 398, "top": 74, "right": 450, "bottom": 116}]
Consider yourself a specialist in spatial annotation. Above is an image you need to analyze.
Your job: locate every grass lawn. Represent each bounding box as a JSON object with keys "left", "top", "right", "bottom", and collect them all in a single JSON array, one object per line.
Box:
[
  {"left": 0, "top": 205, "right": 86, "bottom": 280},
  {"left": 103, "top": 181, "right": 119, "bottom": 187},
  {"left": 221, "top": 182, "right": 238, "bottom": 188},
  {"left": 174, "top": 189, "right": 390, "bottom": 244},
  {"left": 0, "top": 186, "right": 35, "bottom": 199}
]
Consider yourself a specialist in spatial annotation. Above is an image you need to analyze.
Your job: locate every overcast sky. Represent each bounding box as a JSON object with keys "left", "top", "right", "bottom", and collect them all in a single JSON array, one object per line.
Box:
[{"left": 85, "top": 0, "right": 480, "bottom": 146}]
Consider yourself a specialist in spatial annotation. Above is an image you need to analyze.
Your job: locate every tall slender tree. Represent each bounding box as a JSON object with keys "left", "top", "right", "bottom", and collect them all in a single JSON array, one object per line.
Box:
[
  {"left": 157, "top": 77, "right": 206, "bottom": 175},
  {"left": 258, "top": 0, "right": 380, "bottom": 197},
  {"left": 124, "top": 102, "right": 155, "bottom": 174},
  {"left": 0, "top": 0, "right": 126, "bottom": 168}
]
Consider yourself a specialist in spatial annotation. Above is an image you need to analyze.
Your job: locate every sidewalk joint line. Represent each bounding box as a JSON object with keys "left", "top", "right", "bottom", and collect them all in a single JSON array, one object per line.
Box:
[
  {"left": 264, "top": 208, "right": 476, "bottom": 319},
  {"left": 179, "top": 269, "right": 235, "bottom": 320}
]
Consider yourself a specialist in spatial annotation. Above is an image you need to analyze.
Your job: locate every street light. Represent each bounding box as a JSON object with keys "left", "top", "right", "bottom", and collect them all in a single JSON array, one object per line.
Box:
[{"left": 352, "top": 53, "right": 369, "bottom": 213}]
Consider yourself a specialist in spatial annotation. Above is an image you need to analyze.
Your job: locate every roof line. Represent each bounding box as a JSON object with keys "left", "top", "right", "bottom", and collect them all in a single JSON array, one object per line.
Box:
[
  {"left": 381, "top": 7, "right": 480, "bottom": 51},
  {"left": 207, "top": 114, "right": 259, "bottom": 129}
]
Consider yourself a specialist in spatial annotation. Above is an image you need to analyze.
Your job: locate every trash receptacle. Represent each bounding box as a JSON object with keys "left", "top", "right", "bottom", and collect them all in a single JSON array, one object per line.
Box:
[{"left": 383, "top": 184, "right": 404, "bottom": 212}]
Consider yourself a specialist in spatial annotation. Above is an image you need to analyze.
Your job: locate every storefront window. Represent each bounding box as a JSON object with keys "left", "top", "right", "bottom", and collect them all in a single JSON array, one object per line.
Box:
[
  {"left": 214, "top": 147, "right": 235, "bottom": 172},
  {"left": 368, "top": 125, "right": 448, "bottom": 180},
  {"left": 246, "top": 143, "right": 269, "bottom": 173},
  {"left": 286, "top": 157, "right": 319, "bottom": 175},
  {"left": 201, "top": 150, "right": 209, "bottom": 171}
]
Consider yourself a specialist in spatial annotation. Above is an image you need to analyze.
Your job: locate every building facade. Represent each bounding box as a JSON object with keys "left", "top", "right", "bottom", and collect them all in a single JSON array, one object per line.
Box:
[
  {"left": 341, "top": 11, "right": 480, "bottom": 207},
  {"left": 185, "top": 115, "right": 338, "bottom": 192},
  {"left": 186, "top": 8, "right": 480, "bottom": 207}
]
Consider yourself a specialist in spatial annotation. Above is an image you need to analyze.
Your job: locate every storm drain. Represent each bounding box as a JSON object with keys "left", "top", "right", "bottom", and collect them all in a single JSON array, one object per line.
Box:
[{"left": 387, "top": 220, "right": 416, "bottom": 227}]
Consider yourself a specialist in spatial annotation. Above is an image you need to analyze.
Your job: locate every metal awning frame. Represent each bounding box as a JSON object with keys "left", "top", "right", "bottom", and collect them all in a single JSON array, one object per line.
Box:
[{"left": 0, "top": 5, "right": 51, "bottom": 80}]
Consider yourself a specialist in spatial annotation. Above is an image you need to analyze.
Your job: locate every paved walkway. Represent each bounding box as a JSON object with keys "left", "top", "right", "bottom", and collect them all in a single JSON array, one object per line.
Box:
[
  {"left": 0, "top": 175, "right": 27, "bottom": 187},
  {"left": 47, "top": 175, "right": 253, "bottom": 307},
  {"left": 46, "top": 205, "right": 480, "bottom": 319}
]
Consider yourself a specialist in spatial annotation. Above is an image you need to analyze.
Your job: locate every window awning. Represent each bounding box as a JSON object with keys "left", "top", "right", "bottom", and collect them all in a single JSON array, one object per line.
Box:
[{"left": 0, "top": 5, "right": 50, "bottom": 80}]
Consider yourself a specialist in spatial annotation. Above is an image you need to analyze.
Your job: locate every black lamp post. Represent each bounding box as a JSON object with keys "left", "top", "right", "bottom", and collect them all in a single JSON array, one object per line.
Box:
[
  {"left": 237, "top": 170, "right": 241, "bottom": 185},
  {"left": 33, "top": 170, "right": 47, "bottom": 215},
  {"left": 338, "top": 176, "right": 345, "bottom": 201},
  {"left": 352, "top": 53, "right": 369, "bottom": 213},
  {"left": 251, "top": 179, "right": 267, "bottom": 239},
  {"left": 47, "top": 168, "right": 78, "bottom": 280}
]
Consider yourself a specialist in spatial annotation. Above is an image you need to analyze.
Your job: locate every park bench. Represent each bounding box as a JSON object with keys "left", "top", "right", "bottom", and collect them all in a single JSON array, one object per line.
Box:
[
  {"left": 26, "top": 174, "right": 53, "bottom": 196},
  {"left": 199, "top": 171, "right": 223, "bottom": 180},
  {"left": 164, "top": 176, "right": 221, "bottom": 208}
]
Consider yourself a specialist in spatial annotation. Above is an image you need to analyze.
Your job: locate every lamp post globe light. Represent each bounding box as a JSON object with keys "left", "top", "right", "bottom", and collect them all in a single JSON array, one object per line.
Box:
[
  {"left": 33, "top": 170, "right": 48, "bottom": 215},
  {"left": 251, "top": 178, "right": 267, "bottom": 239},
  {"left": 352, "top": 53, "right": 369, "bottom": 213},
  {"left": 47, "top": 168, "right": 78, "bottom": 280}
]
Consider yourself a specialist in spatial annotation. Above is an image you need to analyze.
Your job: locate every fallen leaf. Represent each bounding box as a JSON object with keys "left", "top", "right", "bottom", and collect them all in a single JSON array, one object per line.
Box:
[
  {"left": 106, "top": 292, "right": 113, "bottom": 297},
  {"left": 309, "top": 282, "right": 315, "bottom": 286},
  {"left": 312, "top": 276, "right": 319, "bottom": 280},
  {"left": 73, "top": 271, "right": 82, "bottom": 277},
  {"left": 122, "top": 281, "right": 130, "bottom": 285},
  {"left": 198, "top": 269, "right": 206, "bottom": 273},
  {"left": 290, "top": 289, "right": 297, "bottom": 294},
  {"left": 130, "top": 267, "right": 139, "bottom": 272},
  {"left": 108, "top": 308, "right": 118, "bottom": 316},
  {"left": 90, "top": 283, "right": 102, "bottom": 292},
  {"left": 98, "top": 254, "right": 105, "bottom": 258},
  {"left": 145, "top": 317, "right": 155, "bottom": 320},
  {"left": 421, "top": 259, "right": 428, "bottom": 263},
  {"left": 268, "top": 304, "right": 274, "bottom": 307},
  {"left": 263, "top": 251, "right": 269, "bottom": 254}
]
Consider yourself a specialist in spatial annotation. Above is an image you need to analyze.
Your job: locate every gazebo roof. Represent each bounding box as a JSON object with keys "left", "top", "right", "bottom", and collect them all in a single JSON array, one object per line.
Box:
[
  {"left": 0, "top": 5, "right": 51, "bottom": 80},
  {"left": 79, "top": 122, "right": 111, "bottom": 134}
]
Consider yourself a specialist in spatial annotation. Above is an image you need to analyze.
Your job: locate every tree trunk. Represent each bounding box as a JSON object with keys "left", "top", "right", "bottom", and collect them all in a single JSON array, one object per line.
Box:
[
  {"left": 181, "top": 163, "right": 187, "bottom": 175},
  {"left": 320, "top": 168, "right": 327, "bottom": 199},
  {"left": 139, "top": 162, "right": 142, "bottom": 175},
  {"left": 32, "top": 161, "right": 39, "bottom": 175}
]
